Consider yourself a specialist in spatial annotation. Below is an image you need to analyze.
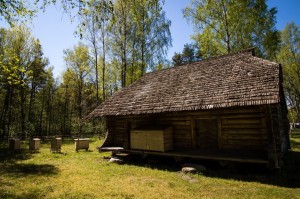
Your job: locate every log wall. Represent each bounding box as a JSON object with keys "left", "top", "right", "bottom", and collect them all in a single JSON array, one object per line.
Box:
[{"left": 104, "top": 105, "right": 285, "bottom": 156}]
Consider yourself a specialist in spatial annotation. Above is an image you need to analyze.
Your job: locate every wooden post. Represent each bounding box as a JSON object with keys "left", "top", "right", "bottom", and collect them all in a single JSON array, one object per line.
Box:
[
  {"left": 191, "top": 119, "right": 196, "bottom": 149},
  {"left": 218, "top": 118, "right": 222, "bottom": 149}
]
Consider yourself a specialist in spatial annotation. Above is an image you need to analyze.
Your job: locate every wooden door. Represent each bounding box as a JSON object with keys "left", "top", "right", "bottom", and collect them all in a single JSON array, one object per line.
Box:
[{"left": 195, "top": 119, "right": 218, "bottom": 149}]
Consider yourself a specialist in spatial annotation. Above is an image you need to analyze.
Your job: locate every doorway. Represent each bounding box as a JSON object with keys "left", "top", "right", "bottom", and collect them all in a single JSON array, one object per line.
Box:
[{"left": 195, "top": 119, "right": 218, "bottom": 149}]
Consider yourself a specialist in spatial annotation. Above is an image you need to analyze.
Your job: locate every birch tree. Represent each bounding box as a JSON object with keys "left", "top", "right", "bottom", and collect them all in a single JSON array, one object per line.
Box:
[{"left": 183, "top": 0, "right": 280, "bottom": 59}]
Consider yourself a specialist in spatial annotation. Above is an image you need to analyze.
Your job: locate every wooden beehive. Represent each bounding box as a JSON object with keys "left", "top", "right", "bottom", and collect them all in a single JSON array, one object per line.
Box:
[
  {"left": 51, "top": 137, "right": 62, "bottom": 152},
  {"left": 9, "top": 138, "right": 21, "bottom": 151},
  {"left": 74, "top": 138, "right": 89, "bottom": 152},
  {"left": 29, "top": 138, "right": 41, "bottom": 150},
  {"left": 130, "top": 126, "right": 173, "bottom": 152}
]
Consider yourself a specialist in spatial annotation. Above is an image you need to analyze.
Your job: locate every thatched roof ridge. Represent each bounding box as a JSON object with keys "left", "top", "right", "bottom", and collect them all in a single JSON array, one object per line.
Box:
[{"left": 90, "top": 48, "right": 281, "bottom": 117}]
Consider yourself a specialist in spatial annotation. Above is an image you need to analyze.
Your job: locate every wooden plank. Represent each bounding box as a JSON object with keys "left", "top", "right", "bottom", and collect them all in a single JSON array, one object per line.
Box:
[
  {"left": 195, "top": 119, "right": 218, "bottom": 149},
  {"left": 158, "top": 120, "right": 191, "bottom": 126},
  {"left": 173, "top": 128, "right": 190, "bottom": 135},
  {"left": 221, "top": 113, "right": 265, "bottom": 119},
  {"left": 162, "top": 107, "right": 263, "bottom": 117},
  {"left": 222, "top": 139, "right": 266, "bottom": 145},
  {"left": 222, "top": 134, "right": 268, "bottom": 140},
  {"left": 222, "top": 123, "right": 264, "bottom": 129},
  {"left": 222, "top": 118, "right": 263, "bottom": 124},
  {"left": 130, "top": 131, "right": 147, "bottom": 150},
  {"left": 130, "top": 127, "right": 173, "bottom": 152},
  {"left": 191, "top": 119, "right": 196, "bottom": 149},
  {"left": 218, "top": 118, "right": 222, "bottom": 149},
  {"left": 222, "top": 144, "right": 266, "bottom": 150},
  {"left": 222, "top": 128, "right": 266, "bottom": 135}
]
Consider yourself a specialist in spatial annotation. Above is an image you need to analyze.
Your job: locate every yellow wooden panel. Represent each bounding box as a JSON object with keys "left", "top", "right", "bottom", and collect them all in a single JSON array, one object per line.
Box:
[
  {"left": 130, "top": 127, "right": 173, "bottom": 152},
  {"left": 130, "top": 131, "right": 147, "bottom": 150}
]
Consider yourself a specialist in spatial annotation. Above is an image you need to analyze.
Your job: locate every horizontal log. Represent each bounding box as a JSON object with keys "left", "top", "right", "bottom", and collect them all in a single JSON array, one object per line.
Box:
[
  {"left": 221, "top": 113, "right": 265, "bottom": 119},
  {"left": 163, "top": 107, "right": 263, "bottom": 117},
  {"left": 115, "top": 127, "right": 125, "bottom": 131},
  {"left": 174, "top": 143, "right": 192, "bottom": 148},
  {"left": 173, "top": 128, "right": 190, "bottom": 134},
  {"left": 222, "top": 139, "right": 266, "bottom": 145},
  {"left": 173, "top": 137, "right": 191, "bottom": 142},
  {"left": 173, "top": 131, "right": 190, "bottom": 136},
  {"left": 222, "top": 118, "right": 264, "bottom": 124},
  {"left": 222, "top": 129, "right": 267, "bottom": 134},
  {"left": 157, "top": 120, "right": 191, "bottom": 126},
  {"left": 222, "top": 134, "right": 268, "bottom": 140},
  {"left": 222, "top": 123, "right": 265, "bottom": 129},
  {"left": 222, "top": 144, "right": 266, "bottom": 150}
]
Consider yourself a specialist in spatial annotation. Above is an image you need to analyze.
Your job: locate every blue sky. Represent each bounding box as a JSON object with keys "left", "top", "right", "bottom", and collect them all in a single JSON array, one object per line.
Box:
[{"left": 1, "top": 0, "right": 300, "bottom": 78}]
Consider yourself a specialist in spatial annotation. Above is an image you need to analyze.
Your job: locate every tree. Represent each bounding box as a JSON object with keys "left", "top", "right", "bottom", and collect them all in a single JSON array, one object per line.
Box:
[
  {"left": 131, "top": 0, "right": 172, "bottom": 75},
  {"left": 182, "top": 43, "right": 195, "bottom": 64},
  {"left": 0, "top": 26, "right": 48, "bottom": 138},
  {"left": 172, "top": 43, "right": 201, "bottom": 66},
  {"left": 277, "top": 22, "right": 300, "bottom": 122},
  {"left": 109, "top": 0, "right": 132, "bottom": 88},
  {"left": 109, "top": 0, "right": 171, "bottom": 87},
  {"left": 0, "top": 0, "right": 35, "bottom": 25},
  {"left": 27, "top": 40, "right": 48, "bottom": 132},
  {"left": 64, "top": 43, "right": 91, "bottom": 134},
  {"left": 172, "top": 53, "right": 183, "bottom": 66},
  {"left": 183, "top": 0, "right": 280, "bottom": 59},
  {"left": 0, "top": 0, "right": 113, "bottom": 26},
  {"left": 80, "top": 0, "right": 112, "bottom": 102}
]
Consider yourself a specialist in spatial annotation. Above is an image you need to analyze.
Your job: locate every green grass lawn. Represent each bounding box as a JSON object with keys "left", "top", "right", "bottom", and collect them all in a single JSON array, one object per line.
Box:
[{"left": 0, "top": 136, "right": 300, "bottom": 199}]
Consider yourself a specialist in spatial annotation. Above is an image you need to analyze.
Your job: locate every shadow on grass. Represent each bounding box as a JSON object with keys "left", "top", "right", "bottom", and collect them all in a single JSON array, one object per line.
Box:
[
  {"left": 119, "top": 151, "right": 300, "bottom": 188},
  {"left": 0, "top": 163, "right": 59, "bottom": 176},
  {"left": 0, "top": 147, "right": 59, "bottom": 176},
  {"left": 0, "top": 147, "right": 33, "bottom": 163},
  {"left": 200, "top": 150, "right": 300, "bottom": 188},
  {"left": 122, "top": 155, "right": 182, "bottom": 172},
  {"left": 117, "top": 137, "right": 300, "bottom": 189}
]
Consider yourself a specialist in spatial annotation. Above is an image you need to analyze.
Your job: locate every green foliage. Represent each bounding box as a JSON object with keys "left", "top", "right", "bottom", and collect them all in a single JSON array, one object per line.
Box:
[
  {"left": 109, "top": 0, "right": 171, "bottom": 87},
  {"left": 79, "top": 0, "right": 113, "bottom": 102},
  {"left": 0, "top": 0, "right": 170, "bottom": 138},
  {"left": 172, "top": 43, "right": 201, "bottom": 66},
  {"left": 0, "top": 25, "right": 49, "bottom": 137},
  {"left": 0, "top": 0, "right": 36, "bottom": 25},
  {"left": 63, "top": 43, "right": 93, "bottom": 134},
  {"left": 277, "top": 22, "right": 300, "bottom": 121},
  {"left": 172, "top": 52, "right": 183, "bottom": 66},
  {"left": 183, "top": 0, "right": 280, "bottom": 59}
]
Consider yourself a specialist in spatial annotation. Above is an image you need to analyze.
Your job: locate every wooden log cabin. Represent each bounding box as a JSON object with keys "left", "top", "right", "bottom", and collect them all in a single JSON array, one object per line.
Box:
[{"left": 89, "top": 48, "right": 290, "bottom": 168}]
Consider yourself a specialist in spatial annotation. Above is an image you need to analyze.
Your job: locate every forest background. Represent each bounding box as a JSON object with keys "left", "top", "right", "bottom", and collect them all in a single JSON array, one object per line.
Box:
[{"left": 0, "top": 0, "right": 299, "bottom": 139}]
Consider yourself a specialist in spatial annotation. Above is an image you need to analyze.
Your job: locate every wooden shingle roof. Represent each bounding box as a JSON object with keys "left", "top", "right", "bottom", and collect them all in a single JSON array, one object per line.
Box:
[{"left": 90, "top": 48, "right": 281, "bottom": 117}]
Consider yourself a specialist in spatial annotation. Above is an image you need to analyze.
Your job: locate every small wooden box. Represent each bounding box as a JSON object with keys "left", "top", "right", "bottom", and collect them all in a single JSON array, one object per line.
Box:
[
  {"left": 74, "top": 138, "right": 89, "bottom": 152},
  {"left": 51, "top": 137, "right": 62, "bottom": 152},
  {"left": 29, "top": 138, "right": 41, "bottom": 150},
  {"left": 9, "top": 138, "right": 21, "bottom": 151},
  {"left": 130, "top": 126, "right": 173, "bottom": 152}
]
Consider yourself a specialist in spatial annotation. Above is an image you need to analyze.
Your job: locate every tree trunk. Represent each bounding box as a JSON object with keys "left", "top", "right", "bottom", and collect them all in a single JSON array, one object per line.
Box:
[
  {"left": 28, "top": 82, "right": 36, "bottom": 130},
  {"left": 39, "top": 90, "right": 44, "bottom": 137},
  {"left": 20, "top": 86, "right": 26, "bottom": 138},
  {"left": 95, "top": 48, "right": 99, "bottom": 104},
  {"left": 0, "top": 86, "right": 11, "bottom": 138},
  {"left": 102, "top": 30, "right": 106, "bottom": 100}
]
